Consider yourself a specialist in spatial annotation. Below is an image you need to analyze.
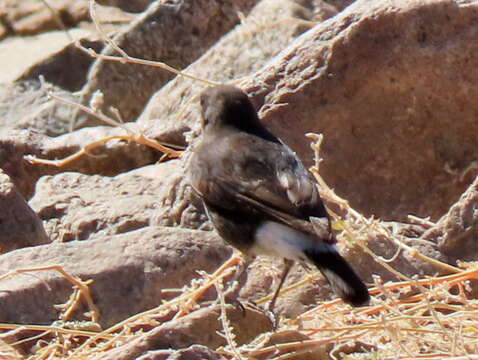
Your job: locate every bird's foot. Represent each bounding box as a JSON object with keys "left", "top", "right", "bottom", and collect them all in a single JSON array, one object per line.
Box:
[{"left": 264, "top": 306, "right": 281, "bottom": 331}]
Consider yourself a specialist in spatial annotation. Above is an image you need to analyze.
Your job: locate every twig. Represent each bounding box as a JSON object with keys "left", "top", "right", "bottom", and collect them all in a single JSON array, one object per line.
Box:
[
  {"left": 67, "top": 252, "right": 242, "bottom": 358},
  {"left": 39, "top": 0, "right": 74, "bottom": 43},
  {"left": 81, "top": 0, "right": 220, "bottom": 86},
  {"left": 25, "top": 79, "right": 182, "bottom": 167},
  {"left": 0, "top": 265, "right": 100, "bottom": 323},
  {"left": 214, "top": 280, "right": 243, "bottom": 360}
]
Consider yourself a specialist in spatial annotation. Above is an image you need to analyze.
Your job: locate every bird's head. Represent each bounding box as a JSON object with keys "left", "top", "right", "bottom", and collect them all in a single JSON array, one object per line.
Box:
[{"left": 199, "top": 85, "right": 260, "bottom": 132}]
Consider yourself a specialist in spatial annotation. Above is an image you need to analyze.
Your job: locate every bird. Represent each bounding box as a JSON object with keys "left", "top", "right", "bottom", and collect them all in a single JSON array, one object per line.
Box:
[{"left": 188, "top": 84, "right": 370, "bottom": 309}]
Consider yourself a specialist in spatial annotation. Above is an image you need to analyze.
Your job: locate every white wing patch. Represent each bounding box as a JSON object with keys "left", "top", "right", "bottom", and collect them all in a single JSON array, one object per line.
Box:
[{"left": 278, "top": 169, "right": 318, "bottom": 207}]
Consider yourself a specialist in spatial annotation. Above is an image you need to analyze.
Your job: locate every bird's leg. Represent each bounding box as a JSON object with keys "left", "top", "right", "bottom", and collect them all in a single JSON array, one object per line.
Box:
[
  {"left": 224, "top": 254, "right": 252, "bottom": 316},
  {"left": 226, "top": 254, "right": 250, "bottom": 290},
  {"left": 268, "top": 258, "right": 294, "bottom": 313}
]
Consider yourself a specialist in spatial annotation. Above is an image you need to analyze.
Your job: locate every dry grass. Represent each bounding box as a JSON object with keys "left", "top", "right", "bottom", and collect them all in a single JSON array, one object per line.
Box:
[
  {"left": 3, "top": 135, "right": 478, "bottom": 359},
  {"left": 1, "top": 256, "right": 477, "bottom": 359}
]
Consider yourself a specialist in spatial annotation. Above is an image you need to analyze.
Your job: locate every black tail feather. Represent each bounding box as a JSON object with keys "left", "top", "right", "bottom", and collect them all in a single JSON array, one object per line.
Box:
[{"left": 304, "top": 246, "right": 370, "bottom": 306}]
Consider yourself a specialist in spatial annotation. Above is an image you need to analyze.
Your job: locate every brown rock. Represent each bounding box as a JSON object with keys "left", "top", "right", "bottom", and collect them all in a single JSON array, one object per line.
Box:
[
  {"left": 1, "top": 1, "right": 89, "bottom": 37},
  {"left": 29, "top": 161, "right": 207, "bottom": 242},
  {"left": 0, "top": 81, "right": 79, "bottom": 134},
  {"left": 0, "top": 127, "right": 158, "bottom": 198},
  {"left": 231, "top": 0, "right": 478, "bottom": 221},
  {"left": 139, "top": 0, "right": 337, "bottom": 146},
  {"left": 243, "top": 329, "right": 324, "bottom": 360},
  {"left": 77, "top": 0, "right": 261, "bottom": 127},
  {"left": 423, "top": 176, "right": 478, "bottom": 261},
  {"left": 17, "top": 37, "right": 104, "bottom": 91},
  {"left": 0, "top": 30, "right": 92, "bottom": 83},
  {"left": 135, "top": 345, "right": 223, "bottom": 360},
  {"left": 0, "top": 169, "right": 49, "bottom": 254},
  {"left": 322, "top": 0, "right": 355, "bottom": 11},
  {"left": 95, "top": 0, "right": 155, "bottom": 13},
  {"left": 0, "top": 1, "right": 131, "bottom": 81},
  {"left": 0, "top": 226, "right": 231, "bottom": 327},
  {"left": 100, "top": 304, "right": 272, "bottom": 360}
]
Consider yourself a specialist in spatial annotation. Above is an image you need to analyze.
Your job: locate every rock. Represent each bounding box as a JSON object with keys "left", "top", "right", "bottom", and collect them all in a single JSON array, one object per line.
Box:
[
  {"left": 17, "top": 37, "right": 104, "bottom": 92},
  {"left": 423, "top": 176, "right": 478, "bottom": 261},
  {"left": 0, "top": 29, "right": 92, "bottom": 83},
  {"left": 0, "top": 1, "right": 89, "bottom": 38},
  {"left": 99, "top": 304, "right": 272, "bottom": 360},
  {"left": 0, "top": 126, "right": 158, "bottom": 198},
  {"left": 29, "top": 161, "right": 207, "bottom": 242},
  {"left": 322, "top": 0, "right": 355, "bottom": 11},
  {"left": 230, "top": 0, "right": 478, "bottom": 221},
  {"left": 135, "top": 345, "right": 223, "bottom": 360},
  {"left": 0, "top": 169, "right": 49, "bottom": 254},
  {"left": 0, "top": 81, "right": 78, "bottom": 135},
  {"left": 0, "top": 226, "right": 231, "bottom": 327},
  {"left": 139, "top": 0, "right": 337, "bottom": 146},
  {"left": 242, "top": 330, "right": 323, "bottom": 360},
  {"left": 0, "top": 1, "right": 130, "bottom": 38},
  {"left": 0, "top": 2, "right": 131, "bottom": 83},
  {"left": 78, "top": 0, "right": 261, "bottom": 127},
  {"left": 95, "top": 0, "right": 155, "bottom": 13}
]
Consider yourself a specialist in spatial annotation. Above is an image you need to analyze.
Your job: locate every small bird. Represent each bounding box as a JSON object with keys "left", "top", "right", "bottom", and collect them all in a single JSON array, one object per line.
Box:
[{"left": 189, "top": 85, "right": 369, "bottom": 308}]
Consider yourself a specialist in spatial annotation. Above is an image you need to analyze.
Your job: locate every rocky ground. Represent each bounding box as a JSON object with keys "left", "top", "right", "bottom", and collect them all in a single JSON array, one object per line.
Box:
[{"left": 1, "top": 0, "right": 478, "bottom": 359}]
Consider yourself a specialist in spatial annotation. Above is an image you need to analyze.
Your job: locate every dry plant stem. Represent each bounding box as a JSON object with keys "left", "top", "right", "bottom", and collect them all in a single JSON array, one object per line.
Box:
[
  {"left": 255, "top": 274, "right": 316, "bottom": 305},
  {"left": 48, "top": 90, "right": 182, "bottom": 156},
  {"left": 330, "top": 210, "right": 413, "bottom": 281},
  {"left": 246, "top": 330, "right": 367, "bottom": 358},
  {"left": 414, "top": 356, "right": 478, "bottom": 360},
  {"left": 46, "top": 87, "right": 132, "bottom": 132},
  {"left": 25, "top": 82, "right": 181, "bottom": 167},
  {"left": 173, "top": 252, "right": 241, "bottom": 319},
  {"left": 82, "top": 0, "right": 219, "bottom": 87},
  {"left": 134, "top": 132, "right": 182, "bottom": 156},
  {"left": 67, "top": 252, "right": 242, "bottom": 358},
  {"left": 294, "top": 266, "right": 478, "bottom": 323},
  {"left": 39, "top": 0, "right": 74, "bottom": 43},
  {"left": 314, "top": 166, "right": 460, "bottom": 275},
  {"left": 24, "top": 134, "right": 181, "bottom": 168},
  {"left": 301, "top": 324, "right": 467, "bottom": 336},
  {"left": 93, "top": 327, "right": 129, "bottom": 353},
  {"left": 79, "top": 47, "right": 220, "bottom": 86},
  {"left": 214, "top": 281, "right": 243, "bottom": 360},
  {"left": 24, "top": 136, "right": 126, "bottom": 167},
  {"left": 89, "top": 0, "right": 127, "bottom": 58},
  {"left": 308, "top": 134, "right": 461, "bottom": 275},
  {"left": 0, "top": 324, "right": 117, "bottom": 340},
  {"left": 407, "top": 214, "right": 436, "bottom": 228},
  {"left": 275, "top": 347, "right": 325, "bottom": 360},
  {"left": 59, "top": 280, "right": 94, "bottom": 321},
  {"left": 9, "top": 330, "right": 51, "bottom": 347},
  {"left": 0, "top": 265, "right": 99, "bottom": 323},
  {"left": 35, "top": 343, "right": 56, "bottom": 360}
]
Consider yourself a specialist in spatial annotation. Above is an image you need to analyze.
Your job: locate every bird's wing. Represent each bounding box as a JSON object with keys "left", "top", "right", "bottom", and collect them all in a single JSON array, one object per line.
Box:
[{"left": 193, "top": 134, "right": 331, "bottom": 238}]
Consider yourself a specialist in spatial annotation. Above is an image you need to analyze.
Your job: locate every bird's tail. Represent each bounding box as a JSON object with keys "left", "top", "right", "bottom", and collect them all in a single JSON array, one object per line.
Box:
[{"left": 303, "top": 244, "right": 370, "bottom": 306}]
